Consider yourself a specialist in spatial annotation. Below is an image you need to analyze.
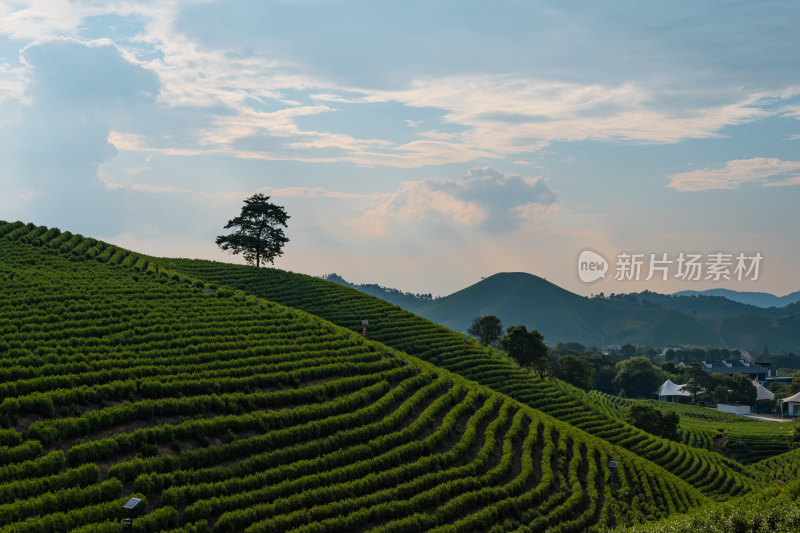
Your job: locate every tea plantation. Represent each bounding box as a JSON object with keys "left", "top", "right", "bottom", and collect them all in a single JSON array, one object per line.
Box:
[{"left": 1, "top": 220, "right": 799, "bottom": 532}]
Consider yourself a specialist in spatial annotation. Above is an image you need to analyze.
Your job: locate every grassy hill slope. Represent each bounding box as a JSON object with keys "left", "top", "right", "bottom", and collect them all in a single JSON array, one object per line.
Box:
[
  {"left": 589, "top": 392, "right": 794, "bottom": 464},
  {"left": 0, "top": 220, "right": 714, "bottom": 531},
  {"left": 614, "top": 479, "right": 800, "bottom": 533},
  {"left": 161, "top": 258, "right": 764, "bottom": 500}
]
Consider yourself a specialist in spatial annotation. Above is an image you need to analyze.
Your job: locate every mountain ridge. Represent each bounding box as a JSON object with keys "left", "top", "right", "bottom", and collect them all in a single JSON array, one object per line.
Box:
[
  {"left": 324, "top": 271, "right": 800, "bottom": 352},
  {"left": 673, "top": 288, "right": 800, "bottom": 308}
]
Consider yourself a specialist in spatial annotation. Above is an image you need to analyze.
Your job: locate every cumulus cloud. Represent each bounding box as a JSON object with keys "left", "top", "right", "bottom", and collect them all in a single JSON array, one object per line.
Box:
[
  {"left": 667, "top": 158, "right": 800, "bottom": 191},
  {"left": 21, "top": 37, "right": 159, "bottom": 109},
  {"left": 349, "top": 166, "right": 557, "bottom": 235},
  {"left": 0, "top": 38, "right": 160, "bottom": 231}
]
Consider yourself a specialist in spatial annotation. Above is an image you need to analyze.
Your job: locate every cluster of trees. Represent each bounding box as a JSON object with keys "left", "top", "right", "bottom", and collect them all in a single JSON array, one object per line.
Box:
[
  {"left": 663, "top": 364, "right": 757, "bottom": 406},
  {"left": 662, "top": 346, "right": 743, "bottom": 363},
  {"left": 602, "top": 342, "right": 743, "bottom": 364},
  {"left": 466, "top": 317, "right": 657, "bottom": 394},
  {"left": 553, "top": 343, "right": 761, "bottom": 405},
  {"left": 467, "top": 316, "right": 548, "bottom": 377},
  {"left": 756, "top": 346, "right": 800, "bottom": 370},
  {"left": 625, "top": 404, "right": 680, "bottom": 441},
  {"left": 506, "top": 336, "right": 668, "bottom": 397},
  {"left": 466, "top": 319, "right": 763, "bottom": 405}
]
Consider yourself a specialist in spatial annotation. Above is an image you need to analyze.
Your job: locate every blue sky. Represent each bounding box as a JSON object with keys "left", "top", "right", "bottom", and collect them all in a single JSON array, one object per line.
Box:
[{"left": 1, "top": 1, "right": 799, "bottom": 296}]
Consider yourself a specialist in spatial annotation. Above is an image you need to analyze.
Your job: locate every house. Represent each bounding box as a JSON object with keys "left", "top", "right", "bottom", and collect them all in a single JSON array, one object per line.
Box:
[
  {"left": 697, "top": 360, "right": 769, "bottom": 381},
  {"left": 782, "top": 391, "right": 800, "bottom": 418}
]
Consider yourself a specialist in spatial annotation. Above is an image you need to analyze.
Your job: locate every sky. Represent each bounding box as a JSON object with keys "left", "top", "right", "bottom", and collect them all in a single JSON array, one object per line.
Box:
[{"left": 1, "top": 1, "right": 799, "bottom": 297}]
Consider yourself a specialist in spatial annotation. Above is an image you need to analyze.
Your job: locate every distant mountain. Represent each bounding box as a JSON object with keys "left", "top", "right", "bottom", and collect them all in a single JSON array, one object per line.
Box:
[
  {"left": 328, "top": 272, "right": 800, "bottom": 352},
  {"left": 415, "top": 272, "right": 720, "bottom": 348},
  {"left": 619, "top": 290, "right": 793, "bottom": 319},
  {"left": 673, "top": 288, "right": 800, "bottom": 308}
]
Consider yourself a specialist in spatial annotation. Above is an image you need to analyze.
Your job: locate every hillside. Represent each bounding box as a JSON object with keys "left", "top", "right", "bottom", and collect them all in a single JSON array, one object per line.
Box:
[
  {"left": 589, "top": 392, "right": 793, "bottom": 465},
  {"left": 163, "top": 258, "right": 766, "bottom": 501},
  {"left": 614, "top": 479, "right": 800, "bottom": 533},
  {"left": 717, "top": 313, "right": 800, "bottom": 354},
  {"left": 0, "top": 220, "right": 717, "bottom": 531}
]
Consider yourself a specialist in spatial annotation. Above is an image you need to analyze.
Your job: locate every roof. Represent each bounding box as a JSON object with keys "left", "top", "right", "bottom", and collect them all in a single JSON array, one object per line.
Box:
[
  {"left": 753, "top": 380, "right": 775, "bottom": 401},
  {"left": 654, "top": 379, "right": 692, "bottom": 397},
  {"left": 783, "top": 390, "right": 800, "bottom": 404},
  {"left": 698, "top": 360, "right": 768, "bottom": 375}
]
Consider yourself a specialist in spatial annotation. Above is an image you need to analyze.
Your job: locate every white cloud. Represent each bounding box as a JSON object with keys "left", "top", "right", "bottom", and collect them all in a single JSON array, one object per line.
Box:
[
  {"left": 782, "top": 105, "right": 800, "bottom": 118},
  {"left": 100, "top": 174, "right": 382, "bottom": 203},
  {"left": 349, "top": 181, "right": 485, "bottom": 236},
  {"left": 3, "top": 2, "right": 793, "bottom": 170},
  {"left": 363, "top": 76, "right": 773, "bottom": 155},
  {"left": 0, "top": 62, "right": 26, "bottom": 107},
  {"left": 348, "top": 166, "right": 557, "bottom": 235},
  {"left": 0, "top": 0, "right": 93, "bottom": 41},
  {"left": 667, "top": 158, "right": 800, "bottom": 191},
  {"left": 762, "top": 176, "right": 800, "bottom": 188},
  {"left": 0, "top": 37, "right": 161, "bottom": 235}
]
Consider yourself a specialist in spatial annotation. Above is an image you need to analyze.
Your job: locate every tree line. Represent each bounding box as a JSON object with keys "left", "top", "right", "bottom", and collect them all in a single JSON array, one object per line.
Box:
[{"left": 467, "top": 315, "right": 758, "bottom": 408}]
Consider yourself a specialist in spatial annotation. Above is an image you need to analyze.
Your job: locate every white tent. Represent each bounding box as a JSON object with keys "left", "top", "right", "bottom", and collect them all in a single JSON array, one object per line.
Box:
[
  {"left": 782, "top": 390, "right": 800, "bottom": 417},
  {"left": 654, "top": 379, "right": 692, "bottom": 401},
  {"left": 753, "top": 379, "right": 774, "bottom": 402}
]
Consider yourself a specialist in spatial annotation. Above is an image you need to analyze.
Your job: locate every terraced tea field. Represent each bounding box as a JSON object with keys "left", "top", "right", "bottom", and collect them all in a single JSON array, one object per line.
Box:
[
  {"left": 0, "top": 220, "right": 720, "bottom": 531},
  {"left": 589, "top": 392, "right": 794, "bottom": 464},
  {"left": 162, "top": 257, "right": 765, "bottom": 500}
]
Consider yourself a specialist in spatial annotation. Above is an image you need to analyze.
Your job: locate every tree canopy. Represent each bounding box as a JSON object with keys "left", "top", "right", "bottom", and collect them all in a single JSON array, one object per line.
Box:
[
  {"left": 681, "top": 363, "right": 712, "bottom": 402},
  {"left": 467, "top": 315, "right": 503, "bottom": 347},
  {"left": 552, "top": 355, "right": 595, "bottom": 390},
  {"left": 613, "top": 357, "right": 666, "bottom": 398},
  {"left": 500, "top": 325, "right": 549, "bottom": 377},
  {"left": 712, "top": 373, "right": 757, "bottom": 405},
  {"left": 625, "top": 404, "right": 680, "bottom": 441},
  {"left": 216, "top": 193, "right": 290, "bottom": 268}
]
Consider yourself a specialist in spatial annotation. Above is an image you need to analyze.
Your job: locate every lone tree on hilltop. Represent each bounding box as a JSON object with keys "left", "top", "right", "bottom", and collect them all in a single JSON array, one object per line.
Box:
[
  {"left": 467, "top": 315, "right": 503, "bottom": 347},
  {"left": 216, "top": 193, "right": 289, "bottom": 267}
]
